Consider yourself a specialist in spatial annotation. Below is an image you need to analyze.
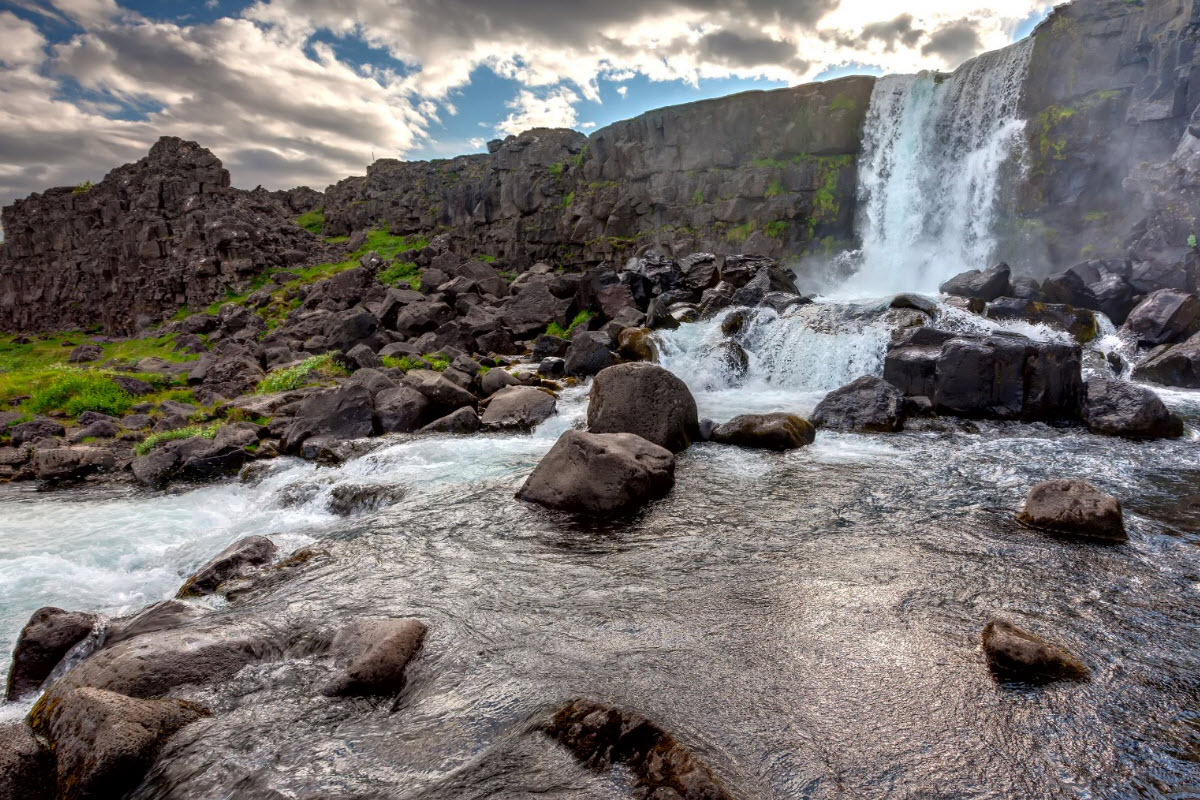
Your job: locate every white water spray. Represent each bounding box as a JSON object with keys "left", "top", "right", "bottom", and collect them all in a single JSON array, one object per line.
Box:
[{"left": 833, "top": 39, "right": 1035, "bottom": 298}]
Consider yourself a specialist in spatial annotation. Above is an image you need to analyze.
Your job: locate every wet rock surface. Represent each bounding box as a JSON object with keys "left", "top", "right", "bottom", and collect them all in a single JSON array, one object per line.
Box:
[
  {"left": 177, "top": 535, "right": 278, "bottom": 598},
  {"left": 812, "top": 376, "right": 906, "bottom": 433},
  {"left": 1018, "top": 479, "right": 1127, "bottom": 542},
  {"left": 982, "top": 620, "right": 1089, "bottom": 684},
  {"left": 321, "top": 619, "right": 428, "bottom": 697},
  {"left": 587, "top": 364, "right": 699, "bottom": 453},
  {"left": 711, "top": 413, "right": 816, "bottom": 451},
  {"left": 5, "top": 607, "right": 97, "bottom": 701},
  {"left": 1082, "top": 378, "right": 1183, "bottom": 440}
]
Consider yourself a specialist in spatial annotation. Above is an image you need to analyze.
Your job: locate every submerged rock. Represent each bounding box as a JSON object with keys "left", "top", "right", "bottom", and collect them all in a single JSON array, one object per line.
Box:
[
  {"left": 32, "top": 686, "right": 206, "bottom": 800},
  {"left": 711, "top": 413, "right": 815, "bottom": 451},
  {"left": 543, "top": 699, "right": 736, "bottom": 800},
  {"left": 481, "top": 386, "right": 557, "bottom": 431},
  {"left": 517, "top": 430, "right": 675, "bottom": 514},
  {"left": 6, "top": 607, "right": 97, "bottom": 701},
  {"left": 326, "top": 483, "right": 406, "bottom": 517},
  {"left": 1082, "top": 378, "right": 1183, "bottom": 439},
  {"left": 812, "top": 376, "right": 906, "bottom": 432},
  {"left": 0, "top": 722, "right": 52, "bottom": 800},
  {"left": 1017, "top": 479, "right": 1126, "bottom": 542},
  {"left": 177, "top": 535, "right": 278, "bottom": 598},
  {"left": 982, "top": 620, "right": 1089, "bottom": 683},
  {"left": 322, "top": 619, "right": 427, "bottom": 697},
  {"left": 587, "top": 363, "right": 699, "bottom": 452}
]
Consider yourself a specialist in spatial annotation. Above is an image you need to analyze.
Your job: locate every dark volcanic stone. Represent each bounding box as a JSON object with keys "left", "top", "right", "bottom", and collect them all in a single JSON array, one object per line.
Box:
[
  {"left": 281, "top": 384, "right": 375, "bottom": 455},
  {"left": 543, "top": 699, "right": 736, "bottom": 800},
  {"left": 1082, "top": 378, "right": 1183, "bottom": 439},
  {"left": 6, "top": 607, "right": 97, "bottom": 701},
  {"left": 1017, "top": 479, "right": 1126, "bottom": 542},
  {"left": 322, "top": 619, "right": 427, "bottom": 697},
  {"left": 564, "top": 331, "right": 616, "bottom": 377},
  {"left": 481, "top": 386, "right": 557, "bottom": 431},
  {"left": 177, "top": 535, "right": 278, "bottom": 598},
  {"left": 812, "top": 376, "right": 906, "bottom": 432},
  {"left": 1122, "top": 289, "right": 1200, "bottom": 346},
  {"left": 711, "top": 413, "right": 816, "bottom": 450},
  {"left": 587, "top": 363, "right": 699, "bottom": 453},
  {"left": 1132, "top": 332, "right": 1200, "bottom": 388},
  {"left": 419, "top": 407, "right": 481, "bottom": 434},
  {"left": 0, "top": 722, "right": 52, "bottom": 800},
  {"left": 939, "top": 263, "right": 1011, "bottom": 302},
  {"left": 982, "top": 620, "right": 1089, "bottom": 683},
  {"left": 517, "top": 430, "right": 675, "bottom": 514}
]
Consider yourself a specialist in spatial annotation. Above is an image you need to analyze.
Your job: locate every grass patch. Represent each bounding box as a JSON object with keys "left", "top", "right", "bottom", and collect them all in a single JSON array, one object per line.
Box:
[
  {"left": 562, "top": 191, "right": 575, "bottom": 209},
  {"left": 256, "top": 354, "right": 339, "bottom": 394},
  {"left": 72, "top": 181, "right": 94, "bottom": 194},
  {"left": 134, "top": 424, "right": 219, "bottom": 457},
  {"left": 765, "top": 179, "right": 785, "bottom": 199},
  {"left": 829, "top": 94, "right": 857, "bottom": 112},
  {"left": 381, "top": 355, "right": 425, "bottom": 371},
  {"left": 476, "top": 254, "right": 497, "bottom": 263},
  {"left": 727, "top": 220, "right": 758, "bottom": 244},
  {"left": 28, "top": 368, "right": 134, "bottom": 417},
  {"left": 424, "top": 354, "right": 450, "bottom": 372},
  {"left": 546, "top": 310, "right": 596, "bottom": 338},
  {"left": 295, "top": 209, "right": 325, "bottom": 235},
  {"left": 378, "top": 261, "right": 422, "bottom": 290},
  {"left": 764, "top": 220, "right": 788, "bottom": 239}
]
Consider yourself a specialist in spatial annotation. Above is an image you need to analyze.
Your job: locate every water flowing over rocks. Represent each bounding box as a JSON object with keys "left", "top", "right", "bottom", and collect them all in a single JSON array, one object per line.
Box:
[
  {"left": 480, "top": 386, "right": 558, "bottom": 431},
  {"left": 982, "top": 620, "right": 1090, "bottom": 684},
  {"left": 1017, "top": 479, "right": 1127, "bottom": 542},
  {"left": 321, "top": 619, "right": 427, "bottom": 697},
  {"left": 177, "top": 535, "right": 279, "bottom": 598},
  {"left": 517, "top": 430, "right": 676, "bottom": 514}
]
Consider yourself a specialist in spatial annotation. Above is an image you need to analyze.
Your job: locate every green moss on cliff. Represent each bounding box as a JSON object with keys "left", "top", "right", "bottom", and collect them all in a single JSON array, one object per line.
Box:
[{"left": 295, "top": 209, "right": 325, "bottom": 235}]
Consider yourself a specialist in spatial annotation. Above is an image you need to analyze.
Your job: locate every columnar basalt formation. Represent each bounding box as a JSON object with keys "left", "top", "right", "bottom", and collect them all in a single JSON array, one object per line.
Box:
[{"left": 0, "top": 138, "right": 323, "bottom": 334}]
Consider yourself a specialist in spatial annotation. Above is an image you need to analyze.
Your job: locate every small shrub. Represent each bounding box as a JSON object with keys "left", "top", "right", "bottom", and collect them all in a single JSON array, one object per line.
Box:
[
  {"left": 476, "top": 254, "right": 497, "bottom": 263},
  {"left": 764, "top": 220, "right": 788, "bottom": 239},
  {"left": 562, "top": 191, "right": 575, "bottom": 209},
  {"left": 424, "top": 354, "right": 450, "bottom": 372},
  {"left": 378, "top": 261, "right": 422, "bottom": 289},
  {"left": 72, "top": 180, "right": 94, "bottom": 194},
  {"left": 1190, "top": 233, "right": 1197, "bottom": 250},
  {"left": 29, "top": 369, "right": 133, "bottom": 417},
  {"left": 256, "top": 354, "right": 334, "bottom": 394},
  {"left": 765, "top": 180, "right": 785, "bottom": 199},
  {"left": 295, "top": 209, "right": 325, "bottom": 235},
  {"left": 545, "top": 310, "right": 596, "bottom": 338},
  {"left": 548, "top": 162, "right": 566, "bottom": 180},
  {"left": 691, "top": 189, "right": 705, "bottom": 206},
  {"left": 134, "top": 424, "right": 219, "bottom": 457}
]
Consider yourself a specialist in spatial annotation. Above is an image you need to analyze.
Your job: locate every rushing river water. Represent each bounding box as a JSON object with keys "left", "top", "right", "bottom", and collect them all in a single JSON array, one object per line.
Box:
[{"left": 2, "top": 303, "right": 1199, "bottom": 798}]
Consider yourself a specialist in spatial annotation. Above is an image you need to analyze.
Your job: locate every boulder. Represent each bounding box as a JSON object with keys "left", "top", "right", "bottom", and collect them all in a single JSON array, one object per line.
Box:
[
  {"left": 1132, "top": 332, "right": 1200, "bottom": 388},
  {"left": 1042, "top": 259, "right": 1137, "bottom": 324},
  {"left": 131, "top": 446, "right": 182, "bottom": 489},
  {"left": 69, "top": 419, "right": 120, "bottom": 443},
  {"left": 281, "top": 384, "right": 375, "bottom": 455},
  {"left": 890, "top": 293, "right": 939, "bottom": 313},
  {"left": 33, "top": 447, "right": 115, "bottom": 483},
  {"left": 419, "top": 407, "right": 481, "bottom": 434},
  {"left": 402, "top": 369, "right": 476, "bottom": 412},
  {"left": 711, "top": 413, "right": 815, "bottom": 451},
  {"left": 67, "top": 344, "right": 103, "bottom": 363},
  {"left": 481, "top": 386, "right": 557, "bottom": 431},
  {"left": 32, "top": 687, "right": 206, "bottom": 800},
  {"left": 104, "top": 601, "right": 203, "bottom": 648},
  {"left": 517, "top": 430, "right": 675, "bottom": 514},
  {"left": 532, "top": 334, "right": 569, "bottom": 361},
  {"left": 342, "top": 343, "right": 383, "bottom": 371},
  {"left": 563, "top": 331, "right": 616, "bottom": 377},
  {"left": 984, "top": 298, "right": 1098, "bottom": 344},
  {"left": 543, "top": 699, "right": 735, "bottom": 800},
  {"left": 6, "top": 607, "right": 97, "bottom": 701},
  {"left": 321, "top": 619, "right": 428, "bottom": 697},
  {"left": 9, "top": 419, "right": 64, "bottom": 447},
  {"left": 587, "top": 363, "right": 699, "bottom": 452},
  {"left": 1017, "top": 479, "right": 1126, "bottom": 542},
  {"left": 1082, "top": 378, "right": 1183, "bottom": 439},
  {"left": 480, "top": 367, "right": 519, "bottom": 396},
  {"left": 374, "top": 386, "right": 430, "bottom": 434},
  {"left": 177, "top": 536, "right": 278, "bottom": 598},
  {"left": 326, "top": 483, "right": 406, "bottom": 517},
  {"left": 939, "top": 263, "right": 1011, "bottom": 301},
  {"left": 0, "top": 723, "right": 52, "bottom": 800},
  {"left": 981, "top": 620, "right": 1089, "bottom": 683},
  {"left": 811, "top": 377, "right": 906, "bottom": 433},
  {"left": 617, "top": 327, "right": 659, "bottom": 362},
  {"left": 1121, "top": 289, "right": 1200, "bottom": 346},
  {"left": 500, "top": 282, "right": 572, "bottom": 337}
]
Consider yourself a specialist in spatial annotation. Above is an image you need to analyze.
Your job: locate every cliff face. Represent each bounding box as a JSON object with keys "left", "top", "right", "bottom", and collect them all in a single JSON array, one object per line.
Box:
[
  {"left": 0, "top": 138, "right": 322, "bottom": 334},
  {"left": 1011, "top": 0, "right": 1200, "bottom": 283},
  {"left": 322, "top": 76, "right": 875, "bottom": 269}
]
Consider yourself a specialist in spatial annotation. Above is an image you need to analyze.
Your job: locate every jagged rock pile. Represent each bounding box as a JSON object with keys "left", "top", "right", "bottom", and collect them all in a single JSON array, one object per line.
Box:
[{"left": 0, "top": 138, "right": 326, "bottom": 334}]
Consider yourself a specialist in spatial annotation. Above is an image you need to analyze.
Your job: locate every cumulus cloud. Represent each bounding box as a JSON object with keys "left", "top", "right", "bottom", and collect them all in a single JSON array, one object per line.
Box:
[{"left": 0, "top": 0, "right": 1055, "bottom": 209}]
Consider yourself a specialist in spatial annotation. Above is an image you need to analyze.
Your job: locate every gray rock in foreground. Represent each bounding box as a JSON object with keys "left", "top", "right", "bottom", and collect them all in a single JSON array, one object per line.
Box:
[
  {"left": 587, "top": 363, "right": 699, "bottom": 452},
  {"left": 1017, "top": 479, "right": 1126, "bottom": 542},
  {"left": 517, "top": 430, "right": 675, "bottom": 514},
  {"left": 982, "top": 620, "right": 1089, "bottom": 683}
]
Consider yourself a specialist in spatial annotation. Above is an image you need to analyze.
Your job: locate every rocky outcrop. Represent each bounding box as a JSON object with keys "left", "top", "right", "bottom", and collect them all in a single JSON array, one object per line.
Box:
[
  {"left": 0, "top": 137, "right": 322, "bottom": 334},
  {"left": 1017, "top": 479, "right": 1126, "bottom": 542},
  {"left": 517, "top": 430, "right": 675, "bottom": 514},
  {"left": 1133, "top": 331, "right": 1200, "bottom": 388},
  {"left": 5, "top": 607, "right": 97, "bottom": 701},
  {"left": 982, "top": 620, "right": 1089, "bottom": 683}
]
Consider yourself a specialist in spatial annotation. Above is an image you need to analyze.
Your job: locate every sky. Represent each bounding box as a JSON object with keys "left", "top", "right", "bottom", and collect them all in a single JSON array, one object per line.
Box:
[{"left": 0, "top": 0, "right": 1054, "bottom": 208}]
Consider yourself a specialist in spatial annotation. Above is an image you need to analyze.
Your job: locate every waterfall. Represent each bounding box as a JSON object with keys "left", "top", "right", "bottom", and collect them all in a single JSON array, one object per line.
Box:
[{"left": 833, "top": 39, "right": 1035, "bottom": 298}]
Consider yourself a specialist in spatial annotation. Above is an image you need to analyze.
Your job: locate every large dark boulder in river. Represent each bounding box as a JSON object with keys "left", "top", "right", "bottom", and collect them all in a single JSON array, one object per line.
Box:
[
  {"left": 1017, "top": 479, "right": 1126, "bottom": 542},
  {"left": 517, "top": 430, "right": 675, "bottom": 514},
  {"left": 812, "top": 376, "right": 906, "bottom": 432},
  {"left": 939, "top": 263, "right": 1011, "bottom": 302},
  {"left": 1082, "top": 378, "right": 1183, "bottom": 440},
  {"left": 0, "top": 722, "right": 52, "bottom": 800},
  {"left": 982, "top": 620, "right": 1089, "bottom": 684},
  {"left": 374, "top": 385, "right": 430, "bottom": 434},
  {"left": 403, "top": 369, "right": 477, "bottom": 412},
  {"left": 984, "top": 297, "right": 1098, "bottom": 344},
  {"left": 543, "top": 699, "right": 736, "bottom": 800},
  {"left": 281, "top": 384, "right": 375, "bottom": 455},
  {"left": 564, "top": 330, "right": 616, "bottom": 377},
  {"left": 1042, "top": 260, "right": 1137, "bottom": 324},
  {"left": 1132, "top": 331, "right": 1200, "bottom": 388},
  {"left": 419, "top": 407, "right": 481, "bottom": 434},
  {"left": 711, "top": 413, "right": 815, "bottom": 451},
  {"left": 587, "top": 363, "right": 699, "bottom": 452},
  {"left": 322, "top": 619, "right": 428, "bottom": 697},
  {"left": 6, "top": 607, "right": 97, "bottom": 701},
  {"left": 177, "top": 535, "right": 278, "bottom": 598},
  {"left": 481, "top": 386, "right": 557, "bottom": 431},
  {"left": 1122, "top": 289, "right": 1200, "bottom": 346},
  {"left": 31, "top": 686, "right": 206, "bottom": 800}
]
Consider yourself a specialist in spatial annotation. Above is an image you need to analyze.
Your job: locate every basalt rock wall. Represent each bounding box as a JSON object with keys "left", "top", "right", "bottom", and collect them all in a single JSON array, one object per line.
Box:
[
  {"left": 1010, "top": 0, "right": 1200, "bottom": 284},
  {"left": 0, "top": 138, "right": 323, "bottom": 334},
  {"left": 322, "top": 76, "right": 876, "bottom": 269}
]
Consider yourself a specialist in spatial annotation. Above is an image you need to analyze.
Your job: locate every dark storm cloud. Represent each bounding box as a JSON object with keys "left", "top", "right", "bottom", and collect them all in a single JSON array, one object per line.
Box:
[
  {"left": 921, "top": 19, "right": 984, "bottom": 66},
  {"left": 861, "top": 14, "right": 924, "bottom": 51},
  {"left": 697, "top": 30, "right": 807, "bottom": 70}
]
